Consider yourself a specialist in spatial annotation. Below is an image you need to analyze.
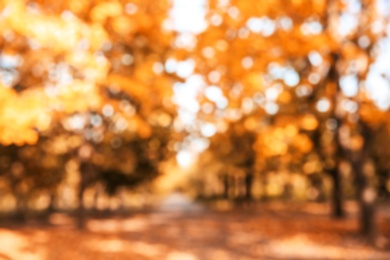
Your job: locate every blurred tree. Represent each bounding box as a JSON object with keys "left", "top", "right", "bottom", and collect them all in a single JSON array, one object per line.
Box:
[
  {"left": 208, "top": 117, "right": 257, "bottom": 200},
  {"left": 0, "top": 0, "right": 178, "bottom": 228}
]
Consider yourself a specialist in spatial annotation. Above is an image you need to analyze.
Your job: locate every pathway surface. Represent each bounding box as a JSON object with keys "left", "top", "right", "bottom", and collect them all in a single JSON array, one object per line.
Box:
[{"left": 0, "top": 203, "right": 389, "bottom": 259}]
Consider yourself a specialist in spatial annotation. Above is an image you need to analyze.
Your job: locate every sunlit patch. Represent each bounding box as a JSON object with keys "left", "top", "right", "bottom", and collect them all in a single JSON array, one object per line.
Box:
[
  {"left": 176, "top": 150, "right": 195, "bottom": 167},
  {"left": 358, "top": 35, "right": 370, "bottom": 48},
  {"left": 210, "top": 14, "right": 223, "bottom": 26},
  {"left": 175, "top": 33, "right": 197, "bottom": 49},
  {"left": 238, "top": 27, "right": 250, "bottom": 38},
  {"left": 87, "top": 238, "right": 126, "bottom": 253},
  {"left": 205, "top": 86, "right": 223, "bottom": 102},
  {"left": 316, "top": 98, "right": 330, "bottom": 112},
  {"left": 125, "top": 3, "right": 138, "bottom": 15},
  {"left": 296, "top": 84, "right": 313, "bottom": 97},
  {"left": 153, "top": 62, "right": 164, "bottom": 74},
  {"left": 121, "top": 54, "right": 134, "bottom": 65},
  {"left": 61, "top": 10, "right": 75, "bottom": 22},
  {"left": 246, "top": 16, "right": 276, "bottom": 36},
  {"left": 201, "top": 102, "right": 214, "bottom": 114},
  {"left": 176, "top": 59, "right": 195, "bottom": 78},
  {"left": 216, "top": 120, "right": 228, "bottom": 133},
  {"left": 0, "top": 230, "right": 47, "bottom": 260},
  {"left": 201, "top": 123, "right": 217, "bottom": 137},
  {"left": 247, "top": 17, "right": 264, "bottom": 33},
  {"left": 216, "top": 97, "right": 228, "bottom": 109},
  {"left": 167, "top": 251, "right": 198, "bottom": 260},
  {"left": 102, "top": 104, "right": 114, "bottom": 117},
  {"left": 338, "top": 13, "right": 358, "bottom": 37},
  {"left": 90, "top": 114, "right": 102, "bottom": 127},
  {"left": 225, "top": 109, "right": 242, "bottom": 121},
  {"left": 284, "top": 69, "right": 300, "bottom": 87},
  {"left": 308, "top": 51, "right": 323, "bottom": 67},
  {"left": 208, "top": 70, "right": 220, "bottom": 83},
  {"left": 63, "top": 114, "right": 85, "bottom": 130},
  {"left": 308, "top": 72, "right": 321, "bottom": 84},
  {"left": 165, "top": 58, "right": 178, "bottom": 73},
  {"left": 265, "top": 87, "right": 280, "bottom": 101},
  {"left": 227, "top": 6, "right": 240, "bottom": 20},
  {"left": 241, "top": 56, "right": 254, "bottom": 69},
  {"left": 192, "top": 137, "right": 210, "bottom": 152},
  {"left": 268, "top": 62, "right": 285, "bottom": 79},
  {"left": 265, "top": 102, "right": 278, "bottom": 115},
  {"left": 301, "top": 20, "right": 323, "bottom": 35},
  {"left": 34, "top": 193, "right": 51, "bottom": 210},
  {"left": 341, "top": 99, "right": 358, "bottom": 113},
  {"left": 202, "top": 47, "right": 215, "bottom": 58},
  {"left": 87, "top": 218, "right": 148, "bottom": 233},
  {"left": 266, "top": 235, "right": 347, "bottom": 259},
  {"left": 171, "top": 0, "right": 207, "bottom": 34},
  {"left": 340, "top": 75, "right": 358, "bottom": 97},
  {"left": 278, "top": 16, "right": 293, "bottom": 31},
  {"left": 242, "top": 98, "right": 254, "bottom": 113}
]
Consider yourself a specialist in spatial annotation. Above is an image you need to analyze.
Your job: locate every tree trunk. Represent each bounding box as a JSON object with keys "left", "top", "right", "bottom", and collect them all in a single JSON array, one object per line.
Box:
[
  {"left": 77, "top": 182, "right": 86, "bottom": 230},
  {"left": 352, "top": 156, "right": 376, "bottom": 238},
  {"left": 15, "top": 193, "right": 27, "bottom": 222},
  {"left": 47, "top": 192, "right": 56, "bottom": 213},
  {"left": 328, "top": 52, "right": 345, "bottom": 218},
  {"left": 77, "top": 162, "right": 88, "bottom": 230},
  {"left": 377, "top": 170, "right": 389, "bottom": 200},
  {"left": 351, "top": 122, "right": 376, "bottom": 239},
  {"left": 261, "top": 172, "right": 268, "bottom": 200},
  {"left": 222, "top": 174, "right": 230, "bottom": 199},
  {"left": 93, "top": 188, "right": 99, "bottom": 212},
  {"left": 330, "top": 168, "right": 344, "bottom": 218},
  {"left": 244, "top": 172, "right": 253, "bottom": 200}
]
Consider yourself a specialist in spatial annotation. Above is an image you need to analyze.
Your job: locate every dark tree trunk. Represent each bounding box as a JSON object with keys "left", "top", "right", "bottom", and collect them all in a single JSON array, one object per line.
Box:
[
  {"left": 330, "top": 168, "right": 344, "bottom": 218},
  {"left": 77, "top": 182, "right": 86, "bottom": 230},
  {"left": 77, "top": 162, "right": 90, "bottom": 230},
  {"left": 360, "top": 194, "right": 376, "bottom": 238},
  {"left": 15, "top": 194, "right": 28, "bottom": 222},
  {"left": 244, "top": 172, "right": 253, "bottom": 200},
  {"left": 232, "top": 175, "right": 238, "bottom": 199},
  {"left": 328, "top": 53, "right": 345, "bottom": 218},
  {"left": 261, "top": 172, "right": 268, "bottom": 200},
  {"left": 77, "top": 160, "right": 98, "bottom": 229},
  {"left": 351, "top": 122, "right": 376, "bottom": 239},
  {"left": 222, "top": 174, "right": 230, "bottom": 199},
  {"left": 351, "top": 155, "right": 376, "bottom": 238},
  {"left": 377, "top": 170, "right": 390, "bottom": 200},
  {"left": 93, "top": 188, "right": 99, "bottom": 212},
  {"left": 47, "top": 192, "right": 56, "bottom": 213}
]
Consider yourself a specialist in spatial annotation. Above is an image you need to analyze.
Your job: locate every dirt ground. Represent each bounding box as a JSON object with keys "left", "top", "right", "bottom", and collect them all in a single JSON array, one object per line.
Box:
[{"left": 0, "top": 202, "right": 390, "bottom": 260}]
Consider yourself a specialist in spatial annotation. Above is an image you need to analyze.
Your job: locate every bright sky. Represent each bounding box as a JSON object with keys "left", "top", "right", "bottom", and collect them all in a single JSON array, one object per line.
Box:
[
  {"left": 170, "top": 0, "right": 207, "bottom": 33},
  {"left": 170, "top": 0, "right": 208, "bottom": 167}
]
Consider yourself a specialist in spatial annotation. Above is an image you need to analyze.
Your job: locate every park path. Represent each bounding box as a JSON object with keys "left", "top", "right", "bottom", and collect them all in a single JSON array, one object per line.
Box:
[{"left": 0, "top": 201, "right": 390, "bottom": 259}]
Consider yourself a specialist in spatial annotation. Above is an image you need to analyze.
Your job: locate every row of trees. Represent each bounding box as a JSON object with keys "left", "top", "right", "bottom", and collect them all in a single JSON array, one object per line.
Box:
[
  {"left": 0, "top": 0, "right": 389, "bottom": 239},
  {"left": 0, "top": 0, "right": 179, "bottom": 228},
  {"left": 187, "top": 0, "right": 390, "bottom": 239}
]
